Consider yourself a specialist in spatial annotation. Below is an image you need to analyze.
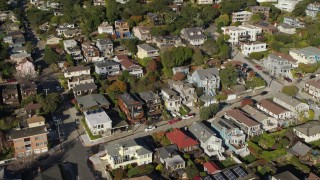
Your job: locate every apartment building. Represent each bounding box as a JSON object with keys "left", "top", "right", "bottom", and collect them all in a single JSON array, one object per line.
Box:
[
  {"left": 118, "top": 93, "right": 146, "bottom": 124},
  {"left": 263, "top": 54, "right": 294, "bottom": 77},
  {"left": 98, "top": 22, "right": 114, "bottom": 35},
  {"left": 221, "top": 25, "right": 262, "bottom": 45},
  {"left": 82, "top": 42, "right": 100, "bottom": 62},
  {"left": 115, "top": 20, "right": 130, "bottom": 38},
  {"left": 240, "top": 42, "right": 267, "bottom": 56},
  {"left": 250, "top": 6, "right": 270, "bottom": 19},
  {"left": 272, "top": 93, "right": 309, "bottom": 116},
  {"left": 231, "top": 11, "right": 253, "bottom": 23},
  {"left": 275, "top": 0, "right": 302, "bottom": 12},
  {"left": 133, "top": 26, "right": 152, "bottom": 42}
]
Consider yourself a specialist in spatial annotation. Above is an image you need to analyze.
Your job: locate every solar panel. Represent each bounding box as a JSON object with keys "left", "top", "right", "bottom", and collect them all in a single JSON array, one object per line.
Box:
[
  {"left": 223, "top": 170, "right": 237, "bottom": 180},
  {"left": 259, "top": 22, "right": 269, "bottom": 27},
  {"left": 233, "top": 166, "right": 248, "bottom": 177},
  {"left": 213, "top": 173, "right": 226, "bottom": 180}
]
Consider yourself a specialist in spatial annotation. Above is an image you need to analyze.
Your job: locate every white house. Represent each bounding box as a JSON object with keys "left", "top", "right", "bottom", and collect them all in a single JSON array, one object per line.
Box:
[
  {"left": 98, "top": 22, "right": 114, "bottom": 35},
  {"left": 272, "top": 93, "right": 309, "bottom": 117},
  {"left": 304, "top": 79, "right": 320, "bottom": 99},
  {"left": 196, "top": 0, "right": 213, "bottom": 4},
  {"left": 161, "top": 88, "right": 182, "bottom": 111},
  {"left": 136, "top": 43, "right": 159, "bottom": 59},
  {"left": 116, "top": 0, "right": 129, "bottom": 4},
  {"left": 306, "top": 2, "right": 320, "bottom": 18},
  {"left": 275, "top": 0, "right": 303, "bottom": 12},
  {"left": 94, "top": 60, "right": 120, "bottom": 76},
  {"left": 84, "top": 109, "right": 112, "bottom": 136},
  {"left": 63, "top": 65, "right": 91, "bottom": 78},
  {"left": 180, "top": 27, "right": 207, "bottom": 46},
  {"left": 221, "top": 25, "right": 262, "bottom": 45},
  {"left": 63, "top": 39, "right": 78, "bottom": 51},
  {"left": 133, "top": 26, "right": 152, "bottom": 42},
  {"left": 289, "top": 46, "right": 320, "bottom": 64},
  {"left": 240, "top": 42, "right": 267, "bottom": 56},
  {"left": 232, "top": 11, "right": 253, "bottom": 23},
  {"left": 293, "top": 121, "right": 320, "bottom": 142}
]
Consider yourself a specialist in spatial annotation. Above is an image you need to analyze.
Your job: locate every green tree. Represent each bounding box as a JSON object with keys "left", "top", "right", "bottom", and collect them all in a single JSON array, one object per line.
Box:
[
  {"left": 40, "top": 93, "right": 61, "bottom": 114},
  {"left": 246, "top": 77, "right": 266, "bottom": 89},
  {"left": 219, "top": 65, "right": 238, "bottom": 89},
  {"left": 192, "top": 49, "right": 205, "bottom": 66},
  {"left": 215, "top": 93, "right": 228, "bottom": 102},
  {"left": 215, "top": 14, "right": 230, "bottom": 27},
  {"left": 201, "top": 39, "right": 218, "bottom": 56},
  {"left": 292, "top": 0, "right": 309, "bottom": 17},
  {"left": 106, "top": 0, "right": 119, "bottom": 23},
  {"left": 25, "top": 42, "right": 36, "bottom": 54},
  {"left": 219, "top": 0, "right": 245, "bottom": 15},
  {"left": 66, "top": 54, "right": 74, "bottom": 66},
  {"left": 250, "top": 13, "right": 264, "bottom": 24},
  {"left": 43, "top": 46, "right": 60, "bottom": 64},
  {"left": 120, "top": 39, "right": 139, "bottom": 54},
  {"left": 0, "top": 0, "right": 8, "bottom": 11},
  {"left": 150, "top": 26, "right": 168, "bottom": 36},
  {"left": 199, "top": 104, "right": 219, "bottom": 120},
  {"left": 248, "top": 52, "right": 264, "bottom": 60},
  {"left": 281, "top": 85, "right": 299, "bottom": 96},
  {"left": 26, "top": 8, "right": 53, "bottom": 27}
]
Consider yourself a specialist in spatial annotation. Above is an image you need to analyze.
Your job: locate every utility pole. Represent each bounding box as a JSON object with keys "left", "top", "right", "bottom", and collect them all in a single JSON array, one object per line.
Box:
[{"left": 54, "top": 117, "right": 63, "bottom": 151}]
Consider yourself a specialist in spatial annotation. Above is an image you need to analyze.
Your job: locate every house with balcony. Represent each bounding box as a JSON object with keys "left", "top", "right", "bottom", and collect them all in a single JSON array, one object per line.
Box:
[
  {"left": 188, "top": 68, "right": 220, "bottom": 97},
  {"left": 133, "top": 26, "right": 152, "bottom": 42},
  {"left": 20, "top": 81, "right": 37, "bottom": 100},
  {"left": 180, "top": 27, "right": 207, "bottom": 46},
  {"left": 225, "top": 109, "right": 263, "bottom": 137},
  {"left": 166, "top": 128, "right": 199, "bottom": 152},
  {"left": 98, "top": 22, "right": 114, "bottom": 35},
  {"left": 118, "top": 93, "right": 146, "bottom": 124},
  {"left": 255, "top": 21, "right": 278, "bottom": 34},
  {"left": 168, "top": 80, "right": 197, "bottom": 107},
  {"left": 250, "top": 6, "right": 270, "bottom": 19},
  {"left": 96, "top": 39, "right": 113, "bottom": 56},
  {"left": 306, "top": 2, "right": 320, "bottom": 18},
  {"left": 84, "top": 109, "right": 112, "bottom": 136},
  {"left": 136, "top": 43, "right": 159, "bottom": 59},
  {"left": 73, "top": 83, "right": 97, "bottom": 97},
  {"left": 8, "top": 118, "right": 48, "bottom": 158},
  {"left": 263, "top": 54, "right": 294, "bottom": 77},
  {"left": 189, "top": 122, "right": 225, "bottom": 160},
  {"left": 138, "top": 91, "right": 162, "bottom": 119},
  {"left": 63, "top": 65, "right": 91, "bottom": 78},
  {"left": 115, "top": 20, "right": 130, "bottom": 38},
  {"left": 272, "top": 93, "right": 309, "bottom": 117},
  {"left": 161, "top": 88, "right": 182, "bottom": 112},
  {"left": 221, "top": 25, "right": 262, "bottom": 45},
  {"left": 153, "top": 36, "right": 183, "bottom": 48},
  {"left": 283, "top": 17, "right": 305, "bottom": 28},
  {"left": 293, "top": 121, "right": 320, "bottom": 142},
  {"left": 67, "top": 75, "right": 94, "bottom": 90},
  {"left": 155, "top": 145, "right": 185, "bottom": 172},
  {"left": 76, "top": 94, "right": 110, "bottom": 111},
  {"left": 94, "top": 60, "right": 120, "bottom": 76},
  {"left": 240, "top": 42, "right": 267, "bottom": 56},
  {"left": 100, "top": 138, "right": 153, "bottom": 169},
  {"left": 304, "top": 79, "right": 320, "bottom": 99},
  {"left": 275, "top": 0, "right": 302, "bottom": 12},
  {"left": 1, "top": 84, "right": 19, "bottom": 106},
  {"left": 241, "top": 105, "right": 278, "bottom": 132},
  {"left": 63, "top": 39, "right": 83, "bottom": 60},
  {"left": 257, "top": 99, "right": 293, "bottom": 127},
  {"left": 82, "top": 42, "right": 100, "bottom": 62},
  {"left": 116, "top": 55, "right": 144, "bottom": 77},
  {"left": 289, "top": 46, "right": 320, "bottom": 64},
  {"left": 211, "top": 117, "right": 250, "bottom": 157},
  {"left": 231, "top": 11, "right": 253, "bottom": 23}
]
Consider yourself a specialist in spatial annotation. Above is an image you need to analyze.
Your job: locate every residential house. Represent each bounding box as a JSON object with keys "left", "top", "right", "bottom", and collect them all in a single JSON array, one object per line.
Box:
[
  {"left": 27, "top": 115, "right": 45, "bottom": 128},
  {"left": 93, "top": 0, "right": 105, "bottom": 6},
  {"left": 168, "top": 80, "right": 197, "bottom": 107},
  {"left": 96, "top": 39, "right": 113, "bottom": 56},
  {"left": 16, "top": 57, "right": 37, "bottom": 78},
  {"left": 272, "top": 93, "right": 309, "bottom": 116},
  {"left": 293, "top": 121, "right": 320, "bottom": 142},
  {"left": 136, "top": 43, "right": 159, "bottom": 59},
  {"left": 146, "top": 13, "right": 164, "bottom": 26},
  {"left": 24, "top": 103, "right": 42, "bottom": 117},
  {"left": 82, "top": 42, "right": 100, "bottom": 62},
  {"left": 289, "top": 46, "right": 320, "bottom": 64},
  {"left": 84, "top": 109, "right": 112, "bottom": 136},
  {"left": 116, "top": 0, "right": 129, "bottom": 4},
  {"left": 212, "top": 166, "right": 254, "bottom": 180},
  {"left": 231, "top": 11, "right": 253, "bottom": 23},
  {"left": 11, "top": 46, "right": 27, "bottom": 54},
  {"left": 8, "top": 122, "right": 48, "bottom": 157},
  {"left": 94, "top": 60, "right": 120, "bottom": 76},
  {"left": 166, "top": 128, "right": 199, "bottom": 152},
  {"left": 224, "top": 109, "right": 263, "bottom": 137},
  {"left": 76, "top": 94, "right": 110, "bottom": 111},
  {"left": 241, "top": 105, "right": 277, "bottom": 132},
  {"left": 133, "top": 26, "right": 152, "bottom": 42},
  {"left": 67, "top": 75, "right": 94, "bottom": 90},
  {"left": 72, "top": 83, "right": 97, "bottom": 97},
  {"left": 63, "top": 65, "right": 91, "bottom": 78},
  {"left": 189, "top": 122, "right": 225, "bottom": 160},
  {"left": 188, "top": 68, "right": 220, "bottom": 96},
  {"left": 118, "top": 93, "right": 146, "bottom": 124},
  {"left": 63, "top": 39, "right": 78, "bottom": 50},
  {"left": 20, "top": 81, "right": 37, "bottom": 100},
  {"left": 283, "top": 17, "right": 305, "bottom": 28},
  {"left": 250, "top": 6, "right": 270, "bottom": 19},
  {"left": 152, "top": 36, "right": 183, "bottom": 48},
  {"left": 1, "top": 84, "right": 19, "bottom": 105},
  {"left": 46, "top": 36, "right": 62, "bottom": 45},
  {"left": 10, "top": 53, "right": 31, "bottom": 64},
  {"left": 271, "top": 171, "right": 300, "bottom": 180},
  {"left": 115, "top": 20, "right": 130, "bottom": 38},
  {"left": 263, "top": 54, "right": 293, "bottom": 77},
  {"left": 257, "top": 99, "right": 293, "bottom": 126},
  {"left": 161, "top": 88, "right": 182, "bottom": 112},
  {"left": 63, "top": 40, "right": 83, "bottom": 60},
  {"left": 277, "top": 24, "right": 297, "bottom": 34},
  {"left": 240, "top": 42, "right": 267, "bottom": 56},
  {"left": 288, "top": 141, "right": 311, "bottom": 158},
  {"left": 156, "top": 145, "right": 185, "bottom": 172},
  {"left": 180, "top": 27, "right": 207, "bottom": 46},
  {"left": 172, "top": 66, "right": 189, "bottom": 75},
  {"left": 203, "top": 162, "right": 221, "bottom": 175},
  {"left": 275, "top": 0, "right": 302, "bottom": 12},
  {"left": 255, "top": 21, "right": 278, "bottom": 34},
  {"left": 98, "top": 22, "right": 114, "bottom": 35},
  {"left": 306, "top": 2, "right": 320, "bottom": 18},
  {"left": 62, "top": 29, "right": 81, "bottom": 38},
  {"left": 196, "top": 0, "right": 213, "bottom": 4},
  {"left": 304, "top": 79, "right": 320, "bottom": 99},
  {"left": 100, "top": 138, "right": 153, "bottom": 169},
  {"left": 117, "top": 55, "right": 144, "bottom": 77},
  {"left": 211, "top": 117, "right": 250, "bottom": 157},
  {"left": 221, "top": 25, "right": 262, "bottom": 45},
  {"left": 138, "top": 91, "right": 162, "bottom": 119}
]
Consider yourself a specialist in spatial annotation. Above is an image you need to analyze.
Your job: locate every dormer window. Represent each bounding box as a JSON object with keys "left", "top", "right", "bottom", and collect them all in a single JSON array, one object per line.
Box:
[
  {"left": 190, "top": 32, "right": 194, "bottom": 36},
  {"left": 197, "top": 31, "right": 201, "bottom": 35}
]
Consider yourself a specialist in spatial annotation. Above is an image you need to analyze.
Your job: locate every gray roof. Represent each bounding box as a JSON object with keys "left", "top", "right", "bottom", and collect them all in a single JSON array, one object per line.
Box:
[
  {"left": 119, "top": 93, "right": 143, "bottom": 106},
  {"left": 189, "top": 122, "right": 216, "bottom": 143},
  {"left": 76, "top": 94, "right": 110, "bottom": 109},
  {"left": 288, "top": 141, "right": 311, "bottom": 157},
  {"left": 241, "top": 105, "right": 268, "bottom": 123},
  {"left": 290, "top": 46, "right": 320, "bottom": 57},
  {"left": 9, "top": 125, "right": 47, "bottom": 139},
  {"left": 272, "top": 171, "right": 299, "bottom": 180},
  {"left": 294, "top": 121, "right": 320, "bottom": 136},
  {"left": 138, "top": 91, "right": 160, "bottom": 102},
  {"left": 95, "top": 60, "right": 119, "bottom": 68},
  {"left": 73, "top": 83, "right": 97, "bottom": 92},
  {"left": 97, "top": 39, "right": 112, "bottom": 45},
  {"left": 157, "top": 144, "right": 179, "bottom": 159},
  {"left": 193, "top": 68, "right": 219, "bottom": 80},
  {"left": 137, "top": 43, "right": 157, "bottom": 51},
  {"left": 268, "top": 54, "right": 289, "bottom": 62},
  {"left": 162, "top": 88, "right": 179, "bottom": 97},
  {"left": 211, "top": 117, "right": 238, "bottom": 134},
  {"left": 181, "top": 27, "right": 206, "bottom": 40},
  {"left": 273, "top": 93, "right": 306, "bottom": 107},
  {"left": 104, "top": 138, "right": 152, "bottom": 157}
]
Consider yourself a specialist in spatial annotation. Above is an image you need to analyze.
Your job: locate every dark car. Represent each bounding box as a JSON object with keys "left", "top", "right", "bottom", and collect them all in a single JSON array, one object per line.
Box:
[
  {"left": 310, "top": 75, "right": 316, "bottom": 79},
  {"left": 283, "top": 77, "right": 292, "bottom": 82},
  {"left": 244, "top": 96, "right": 252, "bottom": 99},
  {"left": 260, "top": 91, "right": 268, "bottom": 95}
]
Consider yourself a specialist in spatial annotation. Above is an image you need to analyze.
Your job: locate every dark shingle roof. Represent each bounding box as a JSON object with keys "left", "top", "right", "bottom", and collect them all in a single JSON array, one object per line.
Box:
[
  {"left": 294, "top": 121, "right": 320, "bottom": 136},
  {"left": 73, "top": 83, "right": 97, "bottom": 91},
  {"left": 76, "top": 94, "right": 110, "bottom": 109},
  {"left": 9, "top": 125, "right": 47, "bottom": 139}
]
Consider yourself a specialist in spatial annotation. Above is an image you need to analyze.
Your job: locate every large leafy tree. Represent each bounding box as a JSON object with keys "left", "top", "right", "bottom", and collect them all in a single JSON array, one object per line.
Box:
[
  {"left": 40, "top": 93, "right": 62, "bottom": 113},
  {"left": 106, "top": 0, "right": 119, "bottom": 23},
  {"left": 27, "top": 8, "right": 53, "bottom": 27},
  {"left": 43, "top": 46, "right": 60, "bottom": 65},
  {"left": 246, "top": 77, "right": 266, "bottom": 89},
  {"left": 219, "top": 65, "right": 238, "bottom": 89}
]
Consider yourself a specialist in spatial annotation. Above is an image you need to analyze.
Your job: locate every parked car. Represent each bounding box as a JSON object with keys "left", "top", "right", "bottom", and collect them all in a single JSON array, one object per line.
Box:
[
  {"left": 182, "top": 113, "right": 195, "bottom": 120},
  {"left": 283, "top": 77, "right": 292, "bottom": 82},
  {"left": 144, "top": 126, "right": 156, "bottom": 132},
  {"left": 296, "top": 73, "right": 303, "bottom": 78},
  {"left": 260, "top": 91, "right": 268, "bottom": 95},
  {"left": 316, "top": 105, "right": 320, "bottom": 109},
  {"left": 168, "top": 118, "right": 181, "bottom": 125},
  {"left": 310, "top": 74, "right": 316, "bottom": 79},
  {"left": 255, "top": 65, "right": 262, "bottom": 70}
]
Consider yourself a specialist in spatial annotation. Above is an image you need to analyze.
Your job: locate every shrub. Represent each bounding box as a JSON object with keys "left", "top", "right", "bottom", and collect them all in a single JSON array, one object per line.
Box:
[
  {"left": 156, "top": 164, "right": 164, "bottom": 172},
  {"left": 248, "top": 52, "right": 264, "bottom": 60},
  {"left": 281, "top": 85, "right": 299, "bottom": 96},
  {"left": 127, "top": 164, "right": 155, "bottom": 178}
]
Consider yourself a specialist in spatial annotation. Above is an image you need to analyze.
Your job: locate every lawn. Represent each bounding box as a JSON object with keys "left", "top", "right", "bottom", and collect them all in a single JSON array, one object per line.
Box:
[
  {"left": 81, "top": 118, "right": 102, "bottom": 140},
  {"left": 220, "top": 157, "right": 237, "bottom": 168},
  {"left": 288, "top": 156, "right": 310, "bottom": 173},
  {"left": 242, "top": 154, "right": 257, "bottom": 164}
]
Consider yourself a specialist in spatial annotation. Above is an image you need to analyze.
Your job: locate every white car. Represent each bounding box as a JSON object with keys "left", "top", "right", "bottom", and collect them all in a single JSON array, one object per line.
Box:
[
  {"left": 316, "top": 105, "right": 320, "bottom": 109},
  {"left": 144, "top": 126, "right": 156, "bottom": 132}
]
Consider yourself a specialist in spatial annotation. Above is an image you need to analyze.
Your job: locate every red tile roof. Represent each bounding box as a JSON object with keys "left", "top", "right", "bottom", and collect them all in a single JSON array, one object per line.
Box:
[
  {"left": 120, "top": 59, "right": 134, "bottom": 69},
  {"left": 203, "top": 162, "right": 220, "bottom": 174},
  {"left": 166, "top": 128, "right": 199, "bottom": 149}
]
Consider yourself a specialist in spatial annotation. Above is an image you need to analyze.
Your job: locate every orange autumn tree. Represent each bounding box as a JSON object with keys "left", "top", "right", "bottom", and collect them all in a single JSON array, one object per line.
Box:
[{"left": 106, "top": 80, "right": 127, "bottom": 101}]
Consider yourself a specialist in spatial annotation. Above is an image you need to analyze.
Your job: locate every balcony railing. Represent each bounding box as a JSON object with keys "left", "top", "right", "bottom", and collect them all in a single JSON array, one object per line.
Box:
[{"left": 24, "top": 141, "right": 31, "bottom": 145}]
